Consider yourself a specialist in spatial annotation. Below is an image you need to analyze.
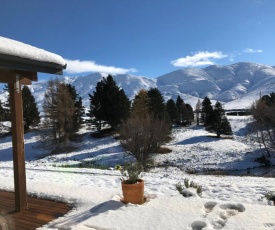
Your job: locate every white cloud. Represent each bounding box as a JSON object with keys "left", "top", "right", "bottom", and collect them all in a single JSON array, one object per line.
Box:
[
  {"left": 244, "top": 48, "right": 263, "bottom": 53},
  {"left": 64, "top": 59, "right": 137, "bottom": 75},
  {"left": 171, "top": 51, "right": 227, "bottom": 67}
]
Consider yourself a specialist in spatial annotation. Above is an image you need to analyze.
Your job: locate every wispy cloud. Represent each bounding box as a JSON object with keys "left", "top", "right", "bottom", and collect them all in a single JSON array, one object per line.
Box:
[
  {"left": 64, "top": 59, "right": 137, "bottom": 75},
  {"left": 171, "top": 51, "right": 227, "bottom": 67},
  {"left": 244, "top": 48, "right": 263, "bottom": 53}
]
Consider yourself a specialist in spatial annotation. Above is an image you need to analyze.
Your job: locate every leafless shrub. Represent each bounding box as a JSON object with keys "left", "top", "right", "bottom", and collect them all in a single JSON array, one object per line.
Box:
[
  {"left": 251, "top": 99, "right": 275, "bottom": 158},
  {"left": 118, "top": 113, "right": 171, "bottom": 171}
]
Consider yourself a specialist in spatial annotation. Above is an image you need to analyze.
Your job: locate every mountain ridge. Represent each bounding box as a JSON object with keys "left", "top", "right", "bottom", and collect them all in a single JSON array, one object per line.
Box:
[{"left": 1, "top": 62, "right": 275, "bottom": 111}]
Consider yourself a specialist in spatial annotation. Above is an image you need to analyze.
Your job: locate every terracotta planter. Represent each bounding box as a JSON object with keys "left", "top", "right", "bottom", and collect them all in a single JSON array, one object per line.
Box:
[{"left": 121, "top": 179, "right": 144, "bottom": 205}]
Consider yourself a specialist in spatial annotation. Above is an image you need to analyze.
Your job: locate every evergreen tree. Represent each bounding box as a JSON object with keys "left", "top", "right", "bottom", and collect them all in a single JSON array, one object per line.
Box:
[
  {"left": 66, "top": 84, "right": 85, "bottom": 132},
  {"left": 89, "top": 75, "right": 130, "bottom": 130},
  {"left": 220, "top": 116, "right": 233, "bottom": 136},
  {"left": 175, "top": 96, "right": 184, "bottom": 124},
  {"left": 195, "top": 99, "right": 202, "bottom": 126},
  {"left": 131, "top": 89, "right": 149, "bottom": 118},
  {"left": 262, "top": 92, "right": 275, "bottom": 106},
  {"left": 201, "top": 97, "right": 213, "bottom": 126},
  {"left": 0, "top": 100, "right": 5, "bottom": 121},
  {"left": 166, "top": 99, "right": 177, "bottom": 124},
  {"left": 206, "top": 101, "right": 232, "bottom": 137},
  {"left": 3, "top": 84, "right": 11, "bottom": 121},
  {"left": 147, "top": 88, "right": 167, "bottom": 120},
  {"left": 185, "top": 103, "right": 194, "bottom": 125},
  {"left": 175, "top": 96, "right": 189, "bottom": 125},
  {"left": 22, "top": 86, "right": 40, "bottom": 130}
]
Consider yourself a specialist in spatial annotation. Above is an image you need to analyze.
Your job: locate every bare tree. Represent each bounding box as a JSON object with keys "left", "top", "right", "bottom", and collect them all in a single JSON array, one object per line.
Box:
[
  {"left": 251, "top": 99, "right": 275, "bottom": 158},
  {"left": 40, "top": 78, "right": 75, "bottom": 151},
  {"left": 119, "top": 113, "right": 171, "bottom": 171}
]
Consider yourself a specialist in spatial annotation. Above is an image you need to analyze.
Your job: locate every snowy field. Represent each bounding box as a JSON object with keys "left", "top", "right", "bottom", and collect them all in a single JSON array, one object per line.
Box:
[{"left": 0, "top": 116, "right": 275, "bottom": 230}]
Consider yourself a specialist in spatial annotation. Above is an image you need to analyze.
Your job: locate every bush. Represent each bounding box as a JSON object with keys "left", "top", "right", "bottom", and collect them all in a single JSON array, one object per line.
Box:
[
  {"left": 176, "top": 178, "right": 202, "bottom": 197},
  {"left": 264, "top": 191, "right": 275, "bottom": 201},
  {"left": 120, "top": 162, "right": 143, "bottom": 184},
  {"left": 251, "top": 98, "right": 275, "bottom": 158},
  {"left": 118, "top": 113, "right": 171, "bottom": 171}
]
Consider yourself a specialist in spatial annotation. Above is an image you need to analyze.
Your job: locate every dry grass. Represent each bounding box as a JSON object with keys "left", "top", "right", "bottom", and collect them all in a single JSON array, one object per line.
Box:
[
  {"left": 90, "top": 128, "right": 114, "bottom": 138},
  {"left": 156, "top": 147, "right": 172, "bottom": 154}
]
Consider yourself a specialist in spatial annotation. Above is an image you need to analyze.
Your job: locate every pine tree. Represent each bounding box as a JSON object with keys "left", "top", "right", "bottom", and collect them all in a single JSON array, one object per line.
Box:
[
  {"left": 206, "top": 101, "right": 232, "bottom": 137},
  {"left": 3, "top": 84, "right": 11, "bottom": 121},
  {"left": 0, "top": 100, "right": 5, "bottom": 121},
  {"left": 175, "top": 96, "right": 189, "bottom": 125},
  {"left": 166, "top": 99, "right": 177, "bottom": 124},
  {"left": 195, "top": 99, "right": 202, "bottom": 126},
  {"left": 175, "top": 96, "right": 184, "bottom": 124},
  {"left": 147, "top": 88, "right": 167, "bottom": 120},
  {"left": 201, "top": 97, "right": 213, "bottom": 126},
  {"left": 66, "top": 84, "right": 85, "bottom": 132},
  {"left": 262, "top": 92, "right": 275, "bottom": 106},
  {"left": 131, "top": 89, "right": 149, "bottom": 118},
  {"left": 185, "top": 103, "right": 194, "bottom": 125},
  {"left": 22, "top": 86, "right": 40, "bottom": 130},
  {"left": 89, "top": 75, "right": 130, "bottom": 130},
  {"left": 220, "top": 116, "right": 233, "bottom": 136}
]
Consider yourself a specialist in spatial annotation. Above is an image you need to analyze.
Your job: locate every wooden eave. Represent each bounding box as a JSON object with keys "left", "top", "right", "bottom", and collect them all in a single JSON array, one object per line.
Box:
[
  {"left": 0, "top": 43, "right": 66, "bottom": 213},
  {"left": 0, "top": 53, "right": 66, "bottom": 75}
]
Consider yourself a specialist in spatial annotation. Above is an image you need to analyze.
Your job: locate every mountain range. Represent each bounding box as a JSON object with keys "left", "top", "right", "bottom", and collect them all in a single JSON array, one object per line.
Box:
[{"left": 1, "top": 62, "right": 275, "bottom": 111}]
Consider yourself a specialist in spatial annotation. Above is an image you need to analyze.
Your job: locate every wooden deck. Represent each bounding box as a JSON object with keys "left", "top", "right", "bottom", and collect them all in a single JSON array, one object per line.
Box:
[{"left": 0, "top": 190, "right": 72, "bottom": 230}]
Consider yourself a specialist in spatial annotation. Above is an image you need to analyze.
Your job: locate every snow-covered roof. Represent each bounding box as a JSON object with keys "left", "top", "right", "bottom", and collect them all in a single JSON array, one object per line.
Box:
[{"left": 0, "top": 36, "right": 66, "bottom": 74}]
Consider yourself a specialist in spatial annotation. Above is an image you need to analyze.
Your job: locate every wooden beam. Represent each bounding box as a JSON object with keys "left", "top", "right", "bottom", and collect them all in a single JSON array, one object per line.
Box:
[
  {"left": 0, "top": 70, "right": 37, "bottom": 84},
  {"left": 9, "top": 83, "right": 28, "bottom": 212},
  {"left": 15, "top": 70, "right": 38, "bottom": 81}
]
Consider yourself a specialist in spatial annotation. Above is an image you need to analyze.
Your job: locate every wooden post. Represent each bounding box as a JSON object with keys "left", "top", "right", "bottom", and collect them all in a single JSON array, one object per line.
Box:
[{"left": 9, "top": 80, "right": 28, "bottom": 212}]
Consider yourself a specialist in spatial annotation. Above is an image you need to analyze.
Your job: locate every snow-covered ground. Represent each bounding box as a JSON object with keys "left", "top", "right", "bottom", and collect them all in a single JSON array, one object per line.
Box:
[
  {"left": 0, "top": 116, "right": 275, "bottom": 230},
  {"left": 155, "top": 116, "right": 266, "bottom": 174}
]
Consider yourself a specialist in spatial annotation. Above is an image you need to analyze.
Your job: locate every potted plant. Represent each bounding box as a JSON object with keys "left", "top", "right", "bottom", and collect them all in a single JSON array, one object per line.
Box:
[
  {"left": 120, "top": 162, "right": 145, "bottom": 205},
  {"left": 265, "top": 191, "right": 275, "bottom": 206}
]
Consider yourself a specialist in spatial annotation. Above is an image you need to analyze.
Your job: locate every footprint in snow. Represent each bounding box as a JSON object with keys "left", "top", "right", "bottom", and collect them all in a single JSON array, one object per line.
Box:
[
  {"left": 204, "top": 201, "right": 217, "bottom": 214},
  {"left": 190, "top": 220, "right": 208, "bottom": 230},
  {"left": 212, "top": 203, "right": 245, "bottom": 230},
  {"left": 263, "top": 223, "right": 275, "bottom": 228},
  {"left": 190, "top": 202, "right": 246, "bottom": 230},
  {"left": 219, "top": 203, "right": 245, "bottom": 217}
]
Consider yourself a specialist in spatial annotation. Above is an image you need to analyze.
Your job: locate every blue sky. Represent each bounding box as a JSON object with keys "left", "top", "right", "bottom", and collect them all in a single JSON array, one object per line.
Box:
[{"left": 1, "top": 0, "right": 275, "bottom": 79}]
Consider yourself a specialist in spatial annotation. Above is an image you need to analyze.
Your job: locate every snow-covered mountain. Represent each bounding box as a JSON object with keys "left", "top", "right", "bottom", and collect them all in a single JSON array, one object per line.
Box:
[
  {"left": 1, "top": 62, "right": 275, "bottom": 110},
  {"left": 157, "top": 62, "right": 275, "bottom": 109}
]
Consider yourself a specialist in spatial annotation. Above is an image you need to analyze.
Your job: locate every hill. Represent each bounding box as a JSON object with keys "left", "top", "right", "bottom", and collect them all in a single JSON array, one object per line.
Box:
[{"left": 1, "top": 62, "right": 275, "bottom": 110}]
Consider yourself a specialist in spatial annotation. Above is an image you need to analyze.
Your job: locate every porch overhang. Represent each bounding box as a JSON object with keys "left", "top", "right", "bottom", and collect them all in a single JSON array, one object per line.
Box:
[{"left": 0, "top": 36, "right": 66, "bottom": 212}]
